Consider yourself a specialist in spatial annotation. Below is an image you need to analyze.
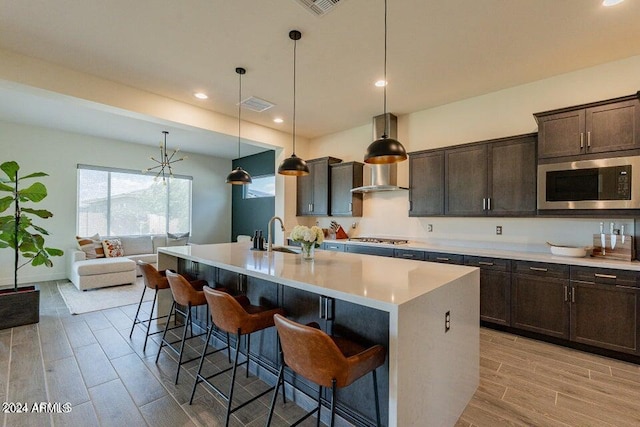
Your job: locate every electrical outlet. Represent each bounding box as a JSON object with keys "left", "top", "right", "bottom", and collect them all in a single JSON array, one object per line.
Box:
[
  {"left": 427, "top": 224, "right": 433, "bottom": 232},
  {"left": 352, "top": 222, "right": 357, "bottom": 229},
  {"left": 496, "top": 226, "right": 502, "bottom": 235},
  {"left": 445, "top": 310, "right": 451, "bottom": 332}
]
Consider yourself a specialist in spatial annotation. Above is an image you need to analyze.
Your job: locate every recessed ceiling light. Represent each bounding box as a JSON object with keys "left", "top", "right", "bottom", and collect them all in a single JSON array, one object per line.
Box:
[
  {"left": 602, "top": 0, "right": 624, "bottom": 6},
  {"left": 273, "top": 118, "right": 284, "bottom": 124},
  {"left": 375, "top": 80, "right": 387, "bottom": 87},
  {"left": 194, "top": 92, "right": 208, "bottom": 99}
]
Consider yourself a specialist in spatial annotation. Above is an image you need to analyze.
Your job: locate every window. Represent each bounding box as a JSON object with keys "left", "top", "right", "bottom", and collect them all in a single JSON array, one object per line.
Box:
[
  {"left": 243, "top": 174, "right": 275, "bottom": 199},
  {"left": 77, "top": 164, "right": 192, "bottom": 236}
]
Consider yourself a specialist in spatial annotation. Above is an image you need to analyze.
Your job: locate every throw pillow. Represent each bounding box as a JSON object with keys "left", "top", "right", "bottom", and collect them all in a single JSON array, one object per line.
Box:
[
  {"left": 76, "top": 233, "right": 105, "bottom": 259},
  {"left": 167, "top": 232, "right": 189, "bottom": 247},
  {"left": 102, "top": 238, "right": 125, "bottom": 258}
]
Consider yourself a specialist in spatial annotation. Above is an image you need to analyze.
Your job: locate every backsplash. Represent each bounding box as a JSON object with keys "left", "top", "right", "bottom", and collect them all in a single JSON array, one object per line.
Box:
[{"left": 315, "top": 191, "right": 634, "bottom": 254}]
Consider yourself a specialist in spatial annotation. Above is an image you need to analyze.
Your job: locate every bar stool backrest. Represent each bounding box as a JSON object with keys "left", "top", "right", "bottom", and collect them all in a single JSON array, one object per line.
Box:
[
  {"left": 138, "top": 261, "right": 169, "bottom": 290},
  {"left": 165, "top": 270, "right": 202, "bottom": 307},
  {"left": 203, "top": 286, "right": 249, "bottom": 334},
  {"left": 273, "top": 314, "right": 348, "bottom": 388}
]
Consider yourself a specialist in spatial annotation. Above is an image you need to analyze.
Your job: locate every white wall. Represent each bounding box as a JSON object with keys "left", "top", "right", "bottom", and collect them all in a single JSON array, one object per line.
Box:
[
  {"left": 307, "top": 55, "right": 640, "bottom": 251},
  {"left": 0, "top": 120, "right": 231, "bottom": 286}
]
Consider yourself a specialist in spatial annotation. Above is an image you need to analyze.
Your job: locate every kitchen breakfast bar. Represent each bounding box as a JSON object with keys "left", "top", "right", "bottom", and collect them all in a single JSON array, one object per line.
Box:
[{"left": 157, "top": 242, "right": 480, "bottom": 426}]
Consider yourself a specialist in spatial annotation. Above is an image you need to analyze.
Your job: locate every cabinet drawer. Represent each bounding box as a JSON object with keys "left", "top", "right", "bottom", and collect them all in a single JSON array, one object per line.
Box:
[
  {"left": 322, "top": 242, "right": 345, "bottom": 252},
  {"left": 426, "top": 252, "right": 464, "bottom": 265},
  {"left": 464, "top": 256, "right": 510, "bottom": 272},
  {"left": 513, "top": 260, "right": 569, "bottom": 279},
  {"left": 570, "top": 266, "right": 639, "bottom": 288},
  {"left": 394, "top": 249, "right": 425, "bottom": 261},
  {"left": 345, "top": 244, "right": 394, "bottom": 258}
]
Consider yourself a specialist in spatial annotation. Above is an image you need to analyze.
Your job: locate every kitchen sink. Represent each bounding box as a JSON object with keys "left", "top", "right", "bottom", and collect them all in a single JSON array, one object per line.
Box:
[{"left": 270, "top": 246, "right": 300, "bottom": 254}]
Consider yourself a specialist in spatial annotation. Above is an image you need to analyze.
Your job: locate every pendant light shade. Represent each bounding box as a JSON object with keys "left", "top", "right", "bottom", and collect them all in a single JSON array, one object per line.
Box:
[
  {"left": 364, "top": 0, "right": 407, "bottom": 164},
  {"left": 226, "top": 67, "right": 252, "bottom": 185},
  {"left": 278, "top": 30, "right": 309, "bottom": 176}
]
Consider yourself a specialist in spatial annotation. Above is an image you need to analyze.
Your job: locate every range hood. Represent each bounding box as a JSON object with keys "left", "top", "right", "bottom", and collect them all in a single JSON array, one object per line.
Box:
[{"left": 351, "top": 113, "right": 408, "bottom": 193}]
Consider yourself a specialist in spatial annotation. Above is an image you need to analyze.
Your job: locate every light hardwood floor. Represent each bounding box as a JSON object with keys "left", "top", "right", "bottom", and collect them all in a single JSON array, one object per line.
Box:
[{"left": 2, "top": 280, "right": 639, "bottom": 427}]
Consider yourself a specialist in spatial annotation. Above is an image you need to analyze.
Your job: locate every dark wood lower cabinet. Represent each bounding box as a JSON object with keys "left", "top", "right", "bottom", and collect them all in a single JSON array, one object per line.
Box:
[
  {"left": 511, "top": 274, "right": 570, "bottom": 339},
  {"left": 570, "top": 281, "right": 639, "bottom": 355},
  {"left": 480, "top": 270, "right": 511, "bottom": 326}
]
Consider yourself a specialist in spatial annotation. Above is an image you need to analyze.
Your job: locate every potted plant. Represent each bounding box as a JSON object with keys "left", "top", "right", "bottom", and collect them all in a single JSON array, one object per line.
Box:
[{"left": 0, "top": 161, "right": 63, "bottom": 330}]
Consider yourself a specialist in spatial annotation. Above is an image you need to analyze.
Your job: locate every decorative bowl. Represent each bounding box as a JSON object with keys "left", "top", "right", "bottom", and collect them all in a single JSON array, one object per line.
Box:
[{"left": 549, "top": 245, "right": 588, "bottom": 257}]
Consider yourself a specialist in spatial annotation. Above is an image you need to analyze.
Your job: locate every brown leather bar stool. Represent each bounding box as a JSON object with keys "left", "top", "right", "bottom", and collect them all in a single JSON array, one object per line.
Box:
[
  {"left": 190, "top": 286, "right": 285, "bottom": 427},
  {"left": 155, "top": 270, "right": 210, "bottom": 384},
  {"left": 267, "top": 314, "right": 386, "bottom": 427},
  {"left": 130, "top": 261, "right": 207, "bottom": 352}
]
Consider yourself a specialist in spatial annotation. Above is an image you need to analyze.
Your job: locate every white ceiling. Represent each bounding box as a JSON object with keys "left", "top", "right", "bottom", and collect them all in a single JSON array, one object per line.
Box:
[{"left": 1, "top": 0, "right": 640, "bottom": 157}]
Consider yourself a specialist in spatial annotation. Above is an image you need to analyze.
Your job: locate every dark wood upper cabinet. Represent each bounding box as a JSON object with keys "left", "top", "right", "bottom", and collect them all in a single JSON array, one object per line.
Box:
[
  {"left": 487, "top": 134, "right": 537, "bottom": 216},
  {"left": 438, "top": 133, "right": 537, "bottom": 217},
  {"left": 445, "top": 144, "right": 488, "bottom": 216},
  {"left": 330, "top": 161, "right": 363, "bottom": 217},
  {"left": 409, "top": 151, "right": 444, "bottom": 216},
  {"left": 535, "top": 94, "right": 640, "bottom": 161},
  {"left": 296, "top": 157, "right": 341, "bottom": 216}
]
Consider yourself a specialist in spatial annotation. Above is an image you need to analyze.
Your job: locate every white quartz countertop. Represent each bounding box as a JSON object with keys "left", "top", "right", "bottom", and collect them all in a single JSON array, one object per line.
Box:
[
  {"left": 158, "top": 242, "right": 478, "bottom": 312},
  {"left": 325, "top": 239, "right": 640, "bottom": 272}
]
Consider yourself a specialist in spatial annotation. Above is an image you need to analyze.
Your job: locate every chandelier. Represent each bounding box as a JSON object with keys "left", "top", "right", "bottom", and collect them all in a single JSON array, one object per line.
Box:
[{"left": 143, "top": 131, "right": 187, "bottom": 184}]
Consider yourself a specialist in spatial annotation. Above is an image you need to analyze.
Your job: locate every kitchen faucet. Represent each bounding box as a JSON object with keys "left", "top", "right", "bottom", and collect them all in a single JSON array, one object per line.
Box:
[{"left": 267, "top": 216, "right": 285, "bottom": 252}]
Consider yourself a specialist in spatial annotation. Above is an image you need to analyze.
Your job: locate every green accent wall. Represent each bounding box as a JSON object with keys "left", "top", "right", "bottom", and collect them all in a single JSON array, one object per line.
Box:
[{"left": 231, "top": 150, "right": 275, "bottom": 242}]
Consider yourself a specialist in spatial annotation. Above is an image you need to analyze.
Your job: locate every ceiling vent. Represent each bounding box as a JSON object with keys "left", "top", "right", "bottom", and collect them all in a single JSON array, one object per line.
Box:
[
  {"left": 240, "top": 96, "right": 275, "bottom": 112},
  {"left": 295, "top": 0, "right": 343, "bottom": 17}
]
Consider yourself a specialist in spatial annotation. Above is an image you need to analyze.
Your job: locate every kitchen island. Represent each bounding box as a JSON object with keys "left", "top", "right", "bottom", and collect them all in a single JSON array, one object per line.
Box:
[{"left": 157, "top": 242, "right": 479, "bottom": 427}]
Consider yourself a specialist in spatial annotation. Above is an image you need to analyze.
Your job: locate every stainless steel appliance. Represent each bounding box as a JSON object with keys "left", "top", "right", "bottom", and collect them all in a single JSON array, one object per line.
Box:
[
  {"left": 538, "top": 156, "right": 640, "bottom": 210},
  {"left": 348, "top": 237, "right": 408, "bottom": 245}
]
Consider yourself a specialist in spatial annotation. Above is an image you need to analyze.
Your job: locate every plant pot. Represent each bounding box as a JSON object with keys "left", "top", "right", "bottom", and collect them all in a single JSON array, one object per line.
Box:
[{"left": 0, "top": 286, "right": 40, "bottom": 330}]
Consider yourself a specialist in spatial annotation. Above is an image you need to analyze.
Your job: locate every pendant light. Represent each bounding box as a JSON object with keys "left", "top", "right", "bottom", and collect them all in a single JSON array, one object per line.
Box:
[
  {"left": 278, "top": 30, "right": 310, "bottom": 176},
  {"left": 364, "top": 0, "right": 407, "bottom": 164},
  {"left": 226, "top": 67, "right": 253, "bottom": 185}
]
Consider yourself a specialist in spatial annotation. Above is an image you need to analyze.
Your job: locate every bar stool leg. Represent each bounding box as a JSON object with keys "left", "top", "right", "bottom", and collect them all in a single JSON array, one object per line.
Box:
[
  {"left": 266, "top": 365, "right": 285, "bottom": 426},
  {"left": 175, "top": 304, "right": 193, "bottom": 384},
  {"left": 129, "top": 285, "right": 147, "bottom": 338},
  {"left": 225, "top": 330, "right": 242, "bottom": 427},
  {"left": 155, "top": 301, "right": 176, "bottom": 363},
  {"left": 142, "top": 287, "right": 159, "bottom": 351},
  {"left": 329, "top": 379, "right": 337, "bottom": 427},
  {"left": 246, "top": 333, "right": 251, "bottom": 378},
  {"left": 316, "top": 385, "right": 322, "bottom": 427},
  {"left": 190, "top": 324, "right": 214, "bottom": 404},
  {"left": 226, "top": 332, "right": 231, "bottom": 363},
  {"left": 373, "top": 369, "right": 381, "bottom": 427}
]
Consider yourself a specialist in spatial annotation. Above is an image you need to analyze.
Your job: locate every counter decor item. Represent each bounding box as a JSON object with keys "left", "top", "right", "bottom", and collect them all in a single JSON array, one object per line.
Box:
[
  {"left": 547, "top": 242, "right": 589, "bottom": 258},
  {"left": 290, "top": 225, "right": 323, "bottom": 260},
  {"left": 592, "top": 233, "right": 634, "bottom": 261}
]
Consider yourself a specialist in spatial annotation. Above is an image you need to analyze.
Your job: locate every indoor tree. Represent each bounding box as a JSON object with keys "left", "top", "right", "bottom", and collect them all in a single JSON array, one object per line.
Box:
[{"left": 0, "top": 161, "right": 63, "bottom": 291}]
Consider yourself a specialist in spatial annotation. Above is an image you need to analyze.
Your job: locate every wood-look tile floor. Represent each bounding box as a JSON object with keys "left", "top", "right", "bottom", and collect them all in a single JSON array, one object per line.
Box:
[{"left": 2, "top": 281, "right": 639, "bottom": 427}]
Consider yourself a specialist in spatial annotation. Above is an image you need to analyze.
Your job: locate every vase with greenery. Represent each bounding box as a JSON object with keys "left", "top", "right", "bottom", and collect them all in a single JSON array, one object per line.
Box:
[{"left": 0, "top": 161, "right": 63, "bottom": 328}]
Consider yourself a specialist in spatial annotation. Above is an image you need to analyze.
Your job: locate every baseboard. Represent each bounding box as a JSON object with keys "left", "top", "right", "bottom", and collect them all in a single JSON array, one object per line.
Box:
[{"left": 0, "top": 272, "right": 68, "bottom": 287}]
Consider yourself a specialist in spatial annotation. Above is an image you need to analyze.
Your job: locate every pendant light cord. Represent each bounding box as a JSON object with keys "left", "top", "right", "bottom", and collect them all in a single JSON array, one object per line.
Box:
[
  {"left": 383, "top": 0, "right": 388, "bottom": 137},
  {"left": 292, "top": 37, "right": 297, "bottom": 155},
  {"left": 238, "top": 71, "right": 242, "bottom": 159}
]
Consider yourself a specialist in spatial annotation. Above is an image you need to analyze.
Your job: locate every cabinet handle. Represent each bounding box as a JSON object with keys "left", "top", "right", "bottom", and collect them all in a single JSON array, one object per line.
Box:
[
  {"left": 594, "top": 273, "right": 617, "bottom": 280},
  {"left": 580, "top": 132, "right": 584, "bottom": 149},
  {"left": 487, "top": 198, "right": 491, "bottom": 210},
  {"left": 616, "top": 285, "right": 640, "bottom": 290},
  {"left": 529, "top": 266, "right": 548, "bottom": 272},
  {"left": 587, "top": 131, "right": 591, "bottom": 149},
  {"left": 478, "top": 261, "right": 494, "bottom": 266},
  {"left": 571, "top": 287, "right": 575, "bottom": 303},
  {"left": 436, "top": 257, "right": 450, "bottom": 261},
  {"left": 564, "top": 285, "right": 568, "bottom": 302},
  {"left": 402, "top": 254, "right": 414, "bottom": 258},
  {"left": 310, "top": 203, "right": 314, "bottom": 212},
  {"left": 325, "top": 297, "right": 334, "bottom": 321},
  {"left": 348, "top": 202, "right": 353, "bottom": 212},
  {"left": 482, "top": 198, "right": 486, "bottom": 210},
  {"left": 319, "top": 296, "right": 325, "bottom": 319}
]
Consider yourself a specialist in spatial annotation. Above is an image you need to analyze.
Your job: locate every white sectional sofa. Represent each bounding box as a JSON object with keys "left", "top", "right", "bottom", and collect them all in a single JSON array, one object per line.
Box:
[{"left": 68, "top": 235, "right": 184, "bottom": 290}]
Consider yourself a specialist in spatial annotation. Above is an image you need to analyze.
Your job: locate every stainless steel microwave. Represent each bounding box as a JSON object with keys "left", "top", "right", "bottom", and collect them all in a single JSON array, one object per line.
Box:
[{"left": 538, "top": 156, "right": 640, "bottom": 210}]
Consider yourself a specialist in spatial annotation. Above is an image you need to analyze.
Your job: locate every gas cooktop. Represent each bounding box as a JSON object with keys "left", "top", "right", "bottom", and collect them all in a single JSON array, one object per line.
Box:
[{"left": 348, "top": 237, "right": 408, "bottom": 245}]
